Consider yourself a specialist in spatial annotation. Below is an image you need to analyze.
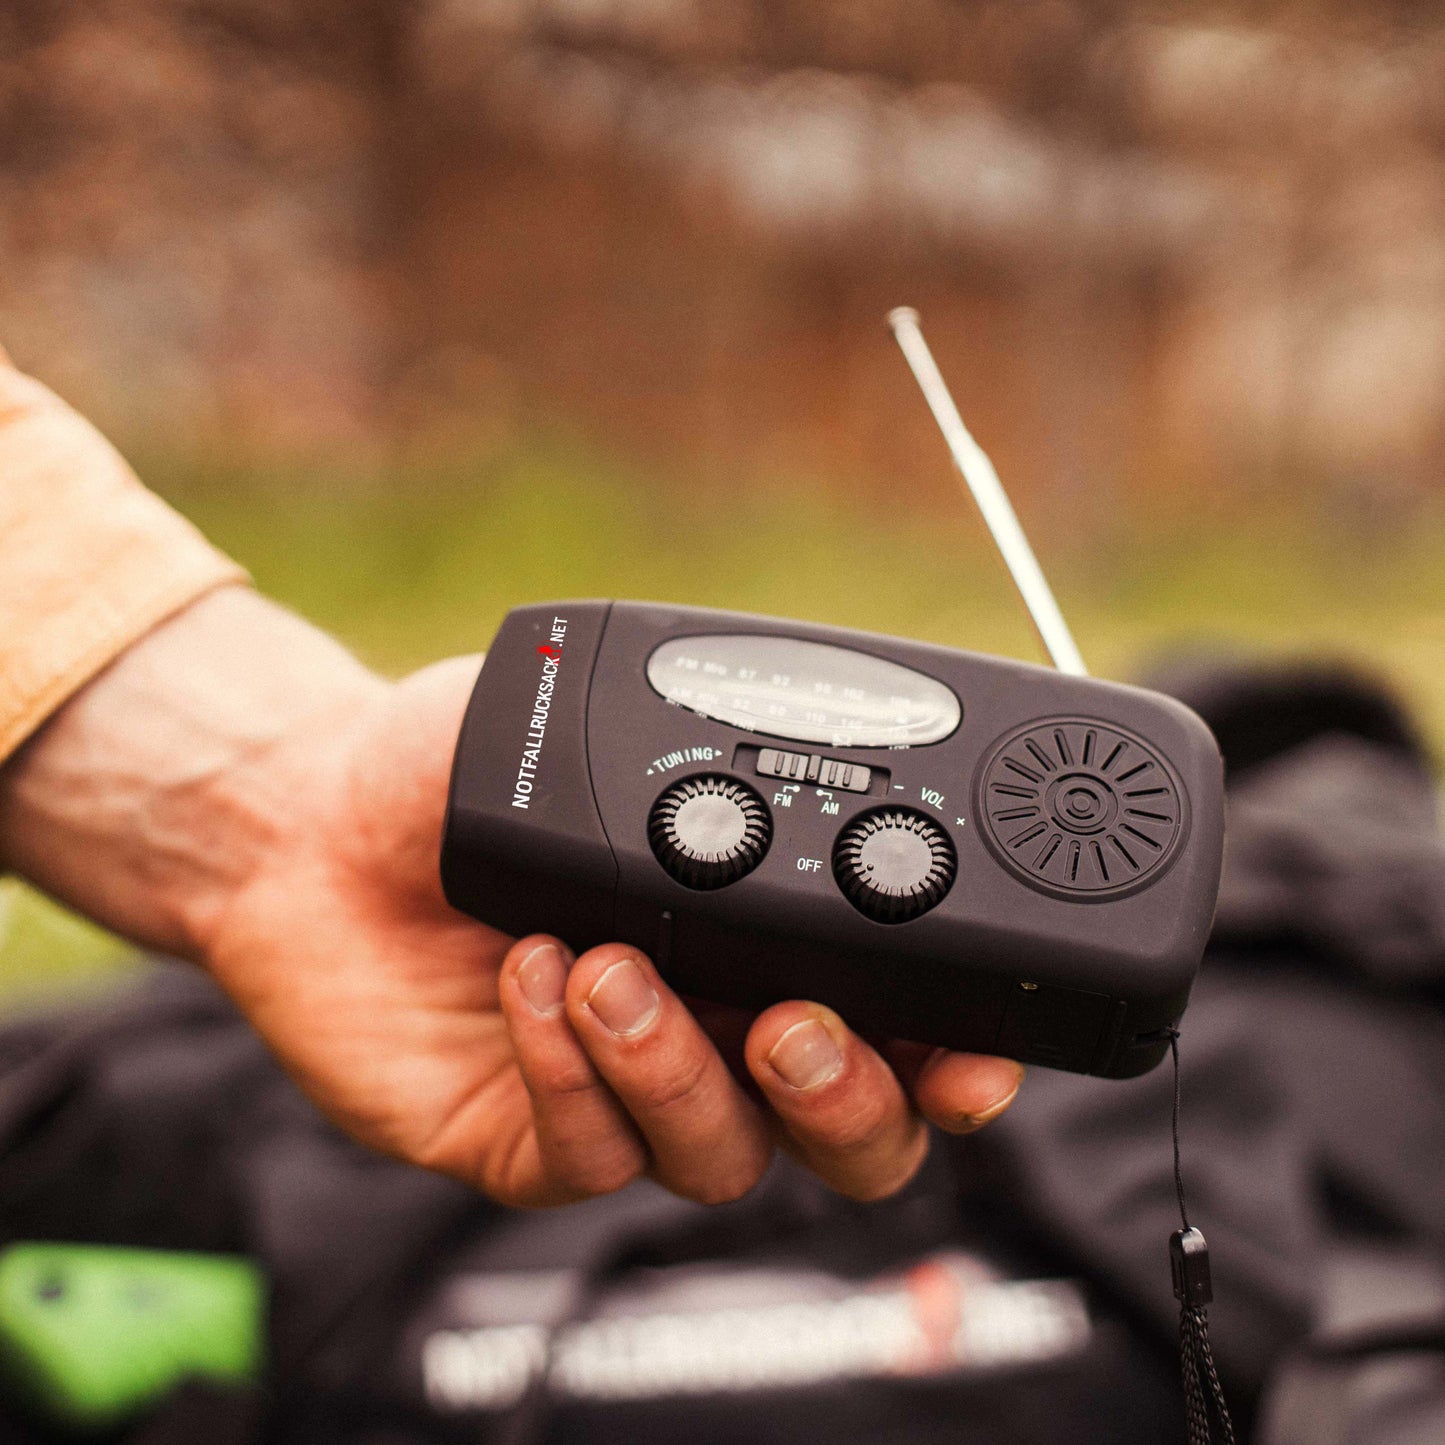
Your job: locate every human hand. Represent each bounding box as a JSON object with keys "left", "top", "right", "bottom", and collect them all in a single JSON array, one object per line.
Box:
[{"left": 196, "top": 651, "right": 1024, "bottom": 1207}]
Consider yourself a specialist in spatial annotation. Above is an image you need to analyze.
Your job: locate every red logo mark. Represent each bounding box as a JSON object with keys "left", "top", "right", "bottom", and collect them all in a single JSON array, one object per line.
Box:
[{"left": 536, "top": 644, "right": 563, "bottom": 661}]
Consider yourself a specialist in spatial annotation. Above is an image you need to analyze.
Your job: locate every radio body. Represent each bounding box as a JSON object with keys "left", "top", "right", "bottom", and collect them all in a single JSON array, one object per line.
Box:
[{"left": 441, "top": 600, "right": 1224, "bottom": 1078}]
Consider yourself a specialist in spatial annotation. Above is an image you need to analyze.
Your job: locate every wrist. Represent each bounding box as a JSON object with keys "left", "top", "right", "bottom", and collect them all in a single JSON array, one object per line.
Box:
[
  {"left": 162, "top": 648, "right": 392, "bottom": 962},
  {"left": 0, "top": 586, "right": 389, "bottom": 961}
]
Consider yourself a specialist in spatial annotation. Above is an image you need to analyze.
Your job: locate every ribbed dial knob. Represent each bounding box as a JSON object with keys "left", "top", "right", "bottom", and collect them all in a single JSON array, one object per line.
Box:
[
  {"left": 648, "top": 774, "right": 772, "bottom": 890},
  {"left": 833, "top": 807, "right": 957, "bottom": 923}
]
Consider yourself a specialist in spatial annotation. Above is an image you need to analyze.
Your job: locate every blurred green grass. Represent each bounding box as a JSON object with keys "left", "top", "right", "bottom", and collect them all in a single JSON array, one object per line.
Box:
[{"left": 7, "top": 437, "right": 1445, "bottom": 1006}]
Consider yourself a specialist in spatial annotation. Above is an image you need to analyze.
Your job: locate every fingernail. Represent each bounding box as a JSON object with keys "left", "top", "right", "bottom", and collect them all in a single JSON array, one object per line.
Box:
[
  {"left": 959, "top": 1065, "right": 1024, "bottom": 1130},
  {"left": 517, "top": 943, "right": 569, "bottom": 1017},
  {"left": 768, "top": 1018, "right": 843, "bottom": 1091},
  {"left": 587, "top": 959, "right": 659, "bottom": 1037}
]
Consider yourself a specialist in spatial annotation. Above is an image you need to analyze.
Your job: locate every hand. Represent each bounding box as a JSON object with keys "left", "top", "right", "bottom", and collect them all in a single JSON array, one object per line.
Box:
[
  {"left": 0, "top": 591, "right": 1024, "bottom": 1208},
  {"left": 198, "top": 653, "right": 1024, "bottom": 1207}
]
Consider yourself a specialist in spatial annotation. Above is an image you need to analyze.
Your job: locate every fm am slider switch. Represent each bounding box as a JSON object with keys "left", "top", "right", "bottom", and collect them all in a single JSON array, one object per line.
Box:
[{"left": 756, "top": 748, "right": 871, "bottom": 794}]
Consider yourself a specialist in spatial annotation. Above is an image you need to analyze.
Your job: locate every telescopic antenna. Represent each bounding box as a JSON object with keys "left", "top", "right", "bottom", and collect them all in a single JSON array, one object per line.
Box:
[{"left": 888, "top": 307, "right": 1088, "bottom": 677}]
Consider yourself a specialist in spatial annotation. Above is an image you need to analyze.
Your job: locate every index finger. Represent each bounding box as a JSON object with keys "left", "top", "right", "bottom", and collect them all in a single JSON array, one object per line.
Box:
[{"left": 564, "top": 945, "right": 775, "bottom": 1205}]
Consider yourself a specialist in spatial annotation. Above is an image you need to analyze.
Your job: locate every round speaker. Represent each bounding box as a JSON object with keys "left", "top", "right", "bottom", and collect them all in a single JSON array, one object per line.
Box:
[{"left": 975, "top": 718, "right": 1186, "bottom": 899}]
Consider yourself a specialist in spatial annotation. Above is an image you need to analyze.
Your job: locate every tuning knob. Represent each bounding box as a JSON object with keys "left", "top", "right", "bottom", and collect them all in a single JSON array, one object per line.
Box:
[
  {"left": 648, "top": 774, "right": 772, "bottom": 890},
  {"left": 833, "top": 807, "right": 956, "bottom": 923}
]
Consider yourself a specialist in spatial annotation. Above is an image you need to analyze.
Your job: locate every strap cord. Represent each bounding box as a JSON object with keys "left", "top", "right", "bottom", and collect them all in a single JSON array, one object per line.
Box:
[{"left": 1163, "top": 1028, "right": 1236, "bottom": 1445}]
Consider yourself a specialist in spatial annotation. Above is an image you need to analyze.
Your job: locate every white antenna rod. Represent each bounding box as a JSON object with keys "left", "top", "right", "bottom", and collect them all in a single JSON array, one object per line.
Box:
[{"left": 888, "top": 306, "right": 1088, "bottom": 677}]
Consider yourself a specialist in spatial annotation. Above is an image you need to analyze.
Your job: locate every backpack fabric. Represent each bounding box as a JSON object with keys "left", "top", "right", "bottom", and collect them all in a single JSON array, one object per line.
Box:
[{"left": 1, "top": 659, "right": 1442, "bottom": 1444}]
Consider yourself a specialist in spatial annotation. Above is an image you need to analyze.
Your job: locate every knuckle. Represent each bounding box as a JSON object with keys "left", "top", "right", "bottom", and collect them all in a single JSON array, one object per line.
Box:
[
  {"left": 534, "top": 1058, "right": 602, "bottom": 1102},
  {"left": 680, "top": 1163, "right": 766, "bottom": 1207},
  {"left": 409, "top": 1100, "right": 482, "bottom": 1179},
  {"left": 633, "top": 1048, "right": 712, "bottom": 1116},
  {"left": 816, "top": 1093, "right": 894, "bottom": 1155},
  {"left": 841, "top": 1161, "right": 921, "bottom": 1203},
  {"left": 665, "top": 1133, "right": 771, "bottom": 1206},
  {"left": 833, "top": 1129, "right": 930, "bottom": 1203},
  {"left": 411, "top": 1132, "right": 469, "bottom": 1179},
  {"left": 693, "top": 1167, "right": 762, "bottom": 1202},
  {"left": 555, "top": 1145, "right": 645, "bottom": 1198}
]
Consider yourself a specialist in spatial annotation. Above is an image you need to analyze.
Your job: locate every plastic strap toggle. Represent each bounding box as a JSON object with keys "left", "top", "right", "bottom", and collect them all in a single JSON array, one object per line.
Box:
[{"left": 1170, "top": 1226, "right": 1213, "bottom": 1308}]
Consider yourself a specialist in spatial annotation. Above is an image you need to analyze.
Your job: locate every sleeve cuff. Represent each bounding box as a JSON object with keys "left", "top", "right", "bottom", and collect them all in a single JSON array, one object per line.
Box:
[{"left": 0, "top": 360, "right": 250, "bottom": 763}]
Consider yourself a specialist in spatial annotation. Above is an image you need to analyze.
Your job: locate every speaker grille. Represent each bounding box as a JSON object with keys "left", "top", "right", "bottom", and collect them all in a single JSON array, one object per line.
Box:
[{"left": 976, "top": 718, "right": 1185, "bottom": 898}]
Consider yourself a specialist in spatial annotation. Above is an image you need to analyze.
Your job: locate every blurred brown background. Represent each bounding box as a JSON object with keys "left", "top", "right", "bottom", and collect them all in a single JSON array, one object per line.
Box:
[
  {"left": 4, "top": 0, "right": 1445, "bottom": 992},
  {"left": 7, "top": 0, "right": 1445, "bottom": 511}
]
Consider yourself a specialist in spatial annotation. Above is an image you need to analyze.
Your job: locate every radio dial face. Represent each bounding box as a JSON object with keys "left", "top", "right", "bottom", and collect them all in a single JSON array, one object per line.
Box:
[
  {"left": 833, "top": 807, "right": 957, "bottom": 924},
  {"left": 648, "top": 775, "right": 772, "bottom": 890},
  {"left": 646, "top": 634, "right": 961, "bottom": 749}
]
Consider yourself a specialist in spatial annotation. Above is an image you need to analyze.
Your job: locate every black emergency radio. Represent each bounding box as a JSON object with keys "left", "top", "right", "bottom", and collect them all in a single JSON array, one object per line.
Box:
[{"left": 440, "top": 312, "right": 1225, "bottom": 1079}]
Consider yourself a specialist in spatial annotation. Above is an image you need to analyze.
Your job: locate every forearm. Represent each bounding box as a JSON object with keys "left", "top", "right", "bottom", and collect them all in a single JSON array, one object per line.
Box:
[{"left": 0, "top": 585, "right": 387, "bottom": 960}]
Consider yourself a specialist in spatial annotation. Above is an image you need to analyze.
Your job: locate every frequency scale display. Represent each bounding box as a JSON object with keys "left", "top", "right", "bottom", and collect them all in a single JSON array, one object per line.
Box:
[{"left": 646, "top": 634, "right": 963, "bottom": 749}]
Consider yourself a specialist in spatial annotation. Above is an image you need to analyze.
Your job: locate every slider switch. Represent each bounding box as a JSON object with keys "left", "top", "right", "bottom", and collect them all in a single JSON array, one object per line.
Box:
[{"left": 757, "top": 749, "right": 871, "bottom": 793}]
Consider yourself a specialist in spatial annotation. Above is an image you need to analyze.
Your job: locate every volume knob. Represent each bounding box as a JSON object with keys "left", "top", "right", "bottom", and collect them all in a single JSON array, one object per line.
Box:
[
  {"left": 833, "top": 807, "right": 957, "bottom": 923},
  {"left": 648, "top": 774, "right": 772, "bottom": 890}
]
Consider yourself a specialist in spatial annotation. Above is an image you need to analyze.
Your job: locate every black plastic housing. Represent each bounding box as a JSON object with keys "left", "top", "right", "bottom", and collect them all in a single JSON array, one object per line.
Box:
[{"left": 442, "top": 601, "right": 1224, "bottom": 1077}]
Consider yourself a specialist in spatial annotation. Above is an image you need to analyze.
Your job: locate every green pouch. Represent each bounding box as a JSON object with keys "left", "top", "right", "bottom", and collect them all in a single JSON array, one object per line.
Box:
[{"left": 0, "top": 1242, "right": 264, "bottom": 1431}]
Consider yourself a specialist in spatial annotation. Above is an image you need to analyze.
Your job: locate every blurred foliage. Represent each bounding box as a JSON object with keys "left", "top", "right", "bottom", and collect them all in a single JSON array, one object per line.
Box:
[
  {"left": 0, "top": 881, "right": 141, "bottom": 1010},
  {"left": 6, "top": 436, "right": 1445, "bottom": 1007}
]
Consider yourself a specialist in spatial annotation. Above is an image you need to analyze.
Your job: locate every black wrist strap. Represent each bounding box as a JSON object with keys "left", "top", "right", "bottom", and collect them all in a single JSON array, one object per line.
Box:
[{"left": 1164, "top": 1029, "right": 1236, "bottom": 1445}]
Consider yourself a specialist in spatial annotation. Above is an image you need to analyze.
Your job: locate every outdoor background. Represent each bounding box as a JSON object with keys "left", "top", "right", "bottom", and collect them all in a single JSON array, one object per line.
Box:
[{"left": 4, "top": 0, "right": 1445, "bottom": 1002}]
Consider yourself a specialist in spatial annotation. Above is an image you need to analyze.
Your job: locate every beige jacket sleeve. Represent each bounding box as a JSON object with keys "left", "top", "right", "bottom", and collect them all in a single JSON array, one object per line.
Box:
[{"left": 0, "top": 350, "right": 247, "bottom": 763}]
